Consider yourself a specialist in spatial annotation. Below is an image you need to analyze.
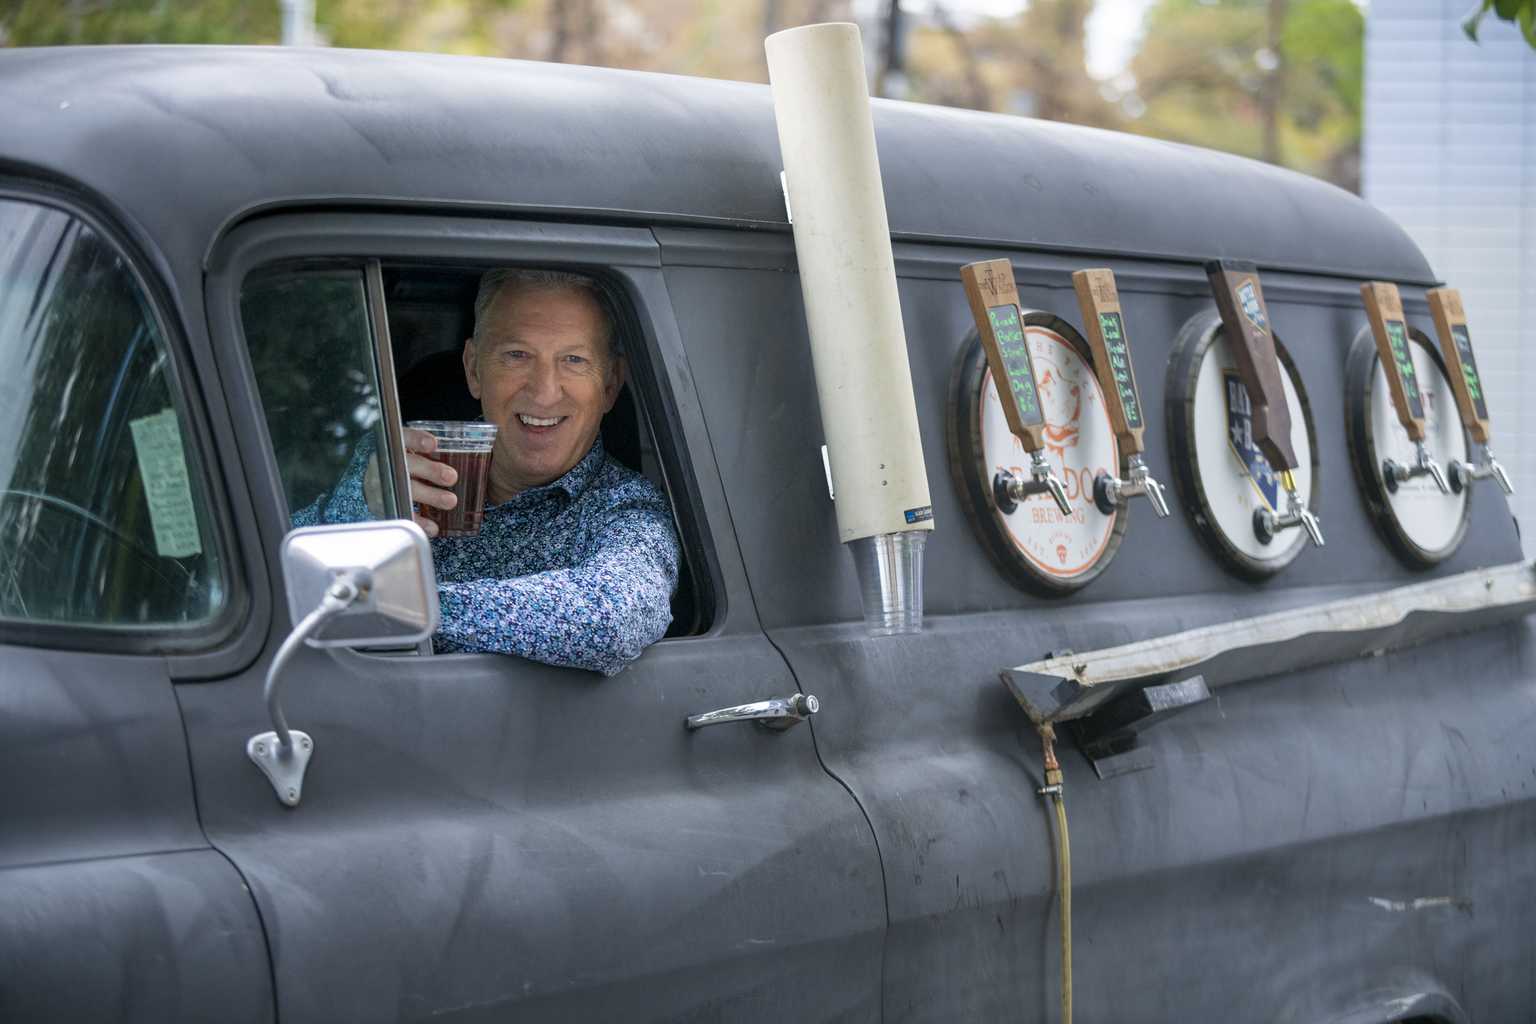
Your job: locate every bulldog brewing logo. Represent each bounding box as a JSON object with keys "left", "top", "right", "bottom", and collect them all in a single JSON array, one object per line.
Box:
[{"left": 980, "top": 327, "right": 1119, "bottom": 578}]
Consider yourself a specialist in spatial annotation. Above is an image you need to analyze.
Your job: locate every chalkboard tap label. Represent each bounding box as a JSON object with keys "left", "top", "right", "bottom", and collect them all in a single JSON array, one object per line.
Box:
[
  {"left": 1384, "top": 320, "right": 1424, "bottom": 419},
  {"left": 1097, "top": 312, "right": 1142, "bottom": 431},
  {"left": 986, "top": 303, "right": 1045, "bottom": 428},
  {"left": 1450, "top": 325, "right": 1488, "bottom": 421}
]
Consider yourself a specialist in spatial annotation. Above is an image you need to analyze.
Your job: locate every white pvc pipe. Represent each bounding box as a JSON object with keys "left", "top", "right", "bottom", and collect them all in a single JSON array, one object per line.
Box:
[{"left": 766, "top": 22, "right": 934, "bottom": 546}]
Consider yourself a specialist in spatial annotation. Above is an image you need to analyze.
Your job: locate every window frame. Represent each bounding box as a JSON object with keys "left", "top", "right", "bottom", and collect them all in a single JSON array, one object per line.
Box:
[
  {"left": 0, "top": 180, "right": 246, "bottom": 655},
  {"left": 207, "top": 211, "right": 726, "bottom": 648}
]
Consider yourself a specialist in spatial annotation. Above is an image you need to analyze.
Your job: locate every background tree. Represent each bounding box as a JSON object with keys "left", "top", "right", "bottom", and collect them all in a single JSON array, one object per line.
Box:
[
  {"left": 1122, "top": 0, "right": 1361, "bottom": 190},
  {"left": 0, "top": 0, "right": 1363, "bottom": 190}
]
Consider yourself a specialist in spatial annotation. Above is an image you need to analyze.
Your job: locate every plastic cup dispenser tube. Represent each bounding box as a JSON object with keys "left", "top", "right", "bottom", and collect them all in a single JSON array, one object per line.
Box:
[{"left": 766, "top": 22, "right": 934, "bottom": 635}]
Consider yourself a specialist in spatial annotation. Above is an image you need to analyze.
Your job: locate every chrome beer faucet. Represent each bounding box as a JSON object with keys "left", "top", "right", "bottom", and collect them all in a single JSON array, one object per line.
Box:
[
  {"left": 995, "top": 451, "right": 1073, "bottom": 517},
  {"left": 1255, "top": 471, "right": 1325, "bottom": 548},
  {"left": 1383, "top": 439, "right": 1450, "bottom": 495},
  {"left": 1093, "top": 453, "right": 1171, "bottom": 518},
  {"left": 1449, "top": 445, "right": 1514, "bottom": 496}
]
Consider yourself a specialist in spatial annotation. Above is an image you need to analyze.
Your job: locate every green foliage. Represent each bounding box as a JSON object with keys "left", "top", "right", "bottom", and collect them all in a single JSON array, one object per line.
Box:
[
  {"left": 0, "top": 0, "right": 529, "bottom": 50},
  {"left": 1, "top": 0, "right": 280, "bottom": 46},
  {"left": 1463, "top": 0, "right": 1536, "bottom": 48}
]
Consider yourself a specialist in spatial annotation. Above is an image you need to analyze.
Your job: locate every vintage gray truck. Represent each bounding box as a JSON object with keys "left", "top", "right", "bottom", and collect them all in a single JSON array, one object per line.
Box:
[{"left": 1, "top": 35, "right": 1532, "bottom": 1024}]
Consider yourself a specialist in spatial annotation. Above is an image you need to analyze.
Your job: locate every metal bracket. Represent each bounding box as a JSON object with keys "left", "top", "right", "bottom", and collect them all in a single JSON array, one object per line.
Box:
[
  {"left": 247, "top": 730, "right": 314, "bottom": 807},
  {"left": 1066, "top": 676, "right": 1212, "bottom": 779}
]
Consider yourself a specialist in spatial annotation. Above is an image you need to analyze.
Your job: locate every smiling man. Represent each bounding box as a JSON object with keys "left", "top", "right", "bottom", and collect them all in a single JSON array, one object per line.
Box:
[{"left": 298, "top": 268, "right": 679, "bottom": 675}]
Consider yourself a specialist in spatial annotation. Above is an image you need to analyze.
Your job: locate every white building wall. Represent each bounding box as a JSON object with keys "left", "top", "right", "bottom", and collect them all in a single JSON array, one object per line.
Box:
[{"left": 1363, "top": 2, "right": 1534, "bottom": 546}]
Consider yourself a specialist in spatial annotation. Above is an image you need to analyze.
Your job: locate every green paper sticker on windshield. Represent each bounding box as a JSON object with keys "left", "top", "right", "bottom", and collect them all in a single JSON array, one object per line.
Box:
[{"left": 129, "top": 408, "right": 203, "bottom": 558}]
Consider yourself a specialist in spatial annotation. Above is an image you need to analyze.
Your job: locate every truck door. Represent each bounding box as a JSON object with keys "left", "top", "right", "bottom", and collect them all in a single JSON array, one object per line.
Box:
[
  {"left": 177, "top": 214, "right": 885, "bottom": 1022},
  {"left": 0, "top": 189, "right": 272, "bottom": 1020}
]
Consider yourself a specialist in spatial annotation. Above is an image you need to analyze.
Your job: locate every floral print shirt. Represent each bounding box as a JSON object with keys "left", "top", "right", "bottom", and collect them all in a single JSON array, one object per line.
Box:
[{"left": 294, "top": 436, "right": 678, "bottom": 675}]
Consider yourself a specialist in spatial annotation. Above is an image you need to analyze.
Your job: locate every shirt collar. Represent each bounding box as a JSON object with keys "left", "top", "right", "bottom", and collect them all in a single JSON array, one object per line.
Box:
[{"left": 496, "top": 435, "right": 606, "bottom": 506}]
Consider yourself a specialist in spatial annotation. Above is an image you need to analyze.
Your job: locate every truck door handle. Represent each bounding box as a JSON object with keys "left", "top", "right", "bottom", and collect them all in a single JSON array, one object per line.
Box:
[{"left": 685, "top": 693, "right": 820, "bottom": 732}]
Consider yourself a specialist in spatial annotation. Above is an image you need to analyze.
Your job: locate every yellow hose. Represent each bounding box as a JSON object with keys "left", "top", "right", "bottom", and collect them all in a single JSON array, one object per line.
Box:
[
  {"left": 1037, "top": 724, "right": 1073, "bottom": 1024},
  {"left": 1052, "top": 790, "right": 1072, "bottom": 1024}
]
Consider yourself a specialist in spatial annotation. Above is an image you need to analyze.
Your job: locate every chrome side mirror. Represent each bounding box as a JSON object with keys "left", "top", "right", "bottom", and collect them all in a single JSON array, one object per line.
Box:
[{"left": 247, "top": 521, "right": 439, "bottom": 807}]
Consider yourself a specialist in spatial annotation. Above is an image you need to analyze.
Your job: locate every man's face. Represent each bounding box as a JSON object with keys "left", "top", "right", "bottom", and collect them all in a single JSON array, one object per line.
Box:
[{"left": 463, "top": 283, "right": 622, "bottom": 495}]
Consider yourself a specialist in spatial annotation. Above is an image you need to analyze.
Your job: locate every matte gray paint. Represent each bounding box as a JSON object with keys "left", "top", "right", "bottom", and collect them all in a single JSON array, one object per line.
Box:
[{"left": 0, "top": 647, "right": 274, "bottom": 1019}]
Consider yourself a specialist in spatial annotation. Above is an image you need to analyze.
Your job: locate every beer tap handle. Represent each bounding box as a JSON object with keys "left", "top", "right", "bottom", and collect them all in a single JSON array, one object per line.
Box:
[
  {"left": 1074, "top": 268, "right": 1170, "bottom": 518},
  {"left": 1206, "top": 260, "right": 1297, "bottom": 472},
  {"left": 1073, "top": 268, "right": 1146, "bottom": 456},
  {"left": 1361, "top": 281, "right": 1429, "bottom": 443},
  {"left": 1429, "top": 287, "right": 1513, "bottom": 497},
  {"left": 1427, "top": 287, "right": 1492, "bottom": 446},
  {"left": 962, "top": 259, "right": 1074, "bottom": 517},
  {"left": 961, "top": 259, "right": 1047, "bottom": 451},
  {"left": 1363, "top": 281, "right": 1450, "bottom": 501}
]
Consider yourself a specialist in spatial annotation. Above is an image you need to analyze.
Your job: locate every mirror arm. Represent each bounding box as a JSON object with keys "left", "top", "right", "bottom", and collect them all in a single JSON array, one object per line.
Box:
[{"left": 264, "top": 576, "right": 360, "bottom": 748}]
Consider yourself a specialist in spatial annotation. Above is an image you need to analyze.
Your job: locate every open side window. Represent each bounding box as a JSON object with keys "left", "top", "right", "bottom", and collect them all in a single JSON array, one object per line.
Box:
[{"left": 238, "top": 257, "right": 710, "bottom": 642}]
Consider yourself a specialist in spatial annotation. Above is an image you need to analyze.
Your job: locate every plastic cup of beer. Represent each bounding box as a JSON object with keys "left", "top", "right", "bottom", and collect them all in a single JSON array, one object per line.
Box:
[{"left": 405, "top": 420, "right": 498, "bottom": 537}]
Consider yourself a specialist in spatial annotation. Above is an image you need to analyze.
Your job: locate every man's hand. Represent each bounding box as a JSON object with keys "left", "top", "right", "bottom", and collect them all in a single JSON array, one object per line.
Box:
[{"left": 362, "top": 427, "right": 460, "bottom": 537}]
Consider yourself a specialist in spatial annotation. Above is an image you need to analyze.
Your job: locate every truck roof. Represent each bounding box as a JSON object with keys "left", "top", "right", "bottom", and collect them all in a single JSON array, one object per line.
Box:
[{"left": 0, "top": 45, "right": 1434, "bottom": 283}]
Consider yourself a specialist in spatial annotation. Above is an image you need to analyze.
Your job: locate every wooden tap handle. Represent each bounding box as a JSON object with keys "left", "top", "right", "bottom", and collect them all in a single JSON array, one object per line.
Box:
[
  {"left": 1360, "top": 281, "right": 1427, "bottom": 443},
  {"left": 1205, "top": 260, "right": 1297, "bottom": 471},
  {"left": 1073, "top": 268, "right": 1145, "bottom": 456},
  {"left": 961, "top": 259, "right": 1046, "bottom": 452},
  {"left": 1427, "top": 287, "right": 1491, "bottom": 445}
]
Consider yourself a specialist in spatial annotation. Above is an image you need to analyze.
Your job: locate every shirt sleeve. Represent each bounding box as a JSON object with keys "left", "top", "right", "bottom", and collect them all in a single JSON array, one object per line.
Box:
[
  {"left": 432, "top": 499, "right": 680, "bottom": 676},
  {"left": 289, "top": 433, "right": 379, "bottom": 529}
]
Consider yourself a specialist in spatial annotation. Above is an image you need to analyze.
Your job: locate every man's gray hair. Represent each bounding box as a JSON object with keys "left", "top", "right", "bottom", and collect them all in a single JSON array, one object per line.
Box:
[{"left": 472, "top": 268, "right": 620, "bottom": 360}]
